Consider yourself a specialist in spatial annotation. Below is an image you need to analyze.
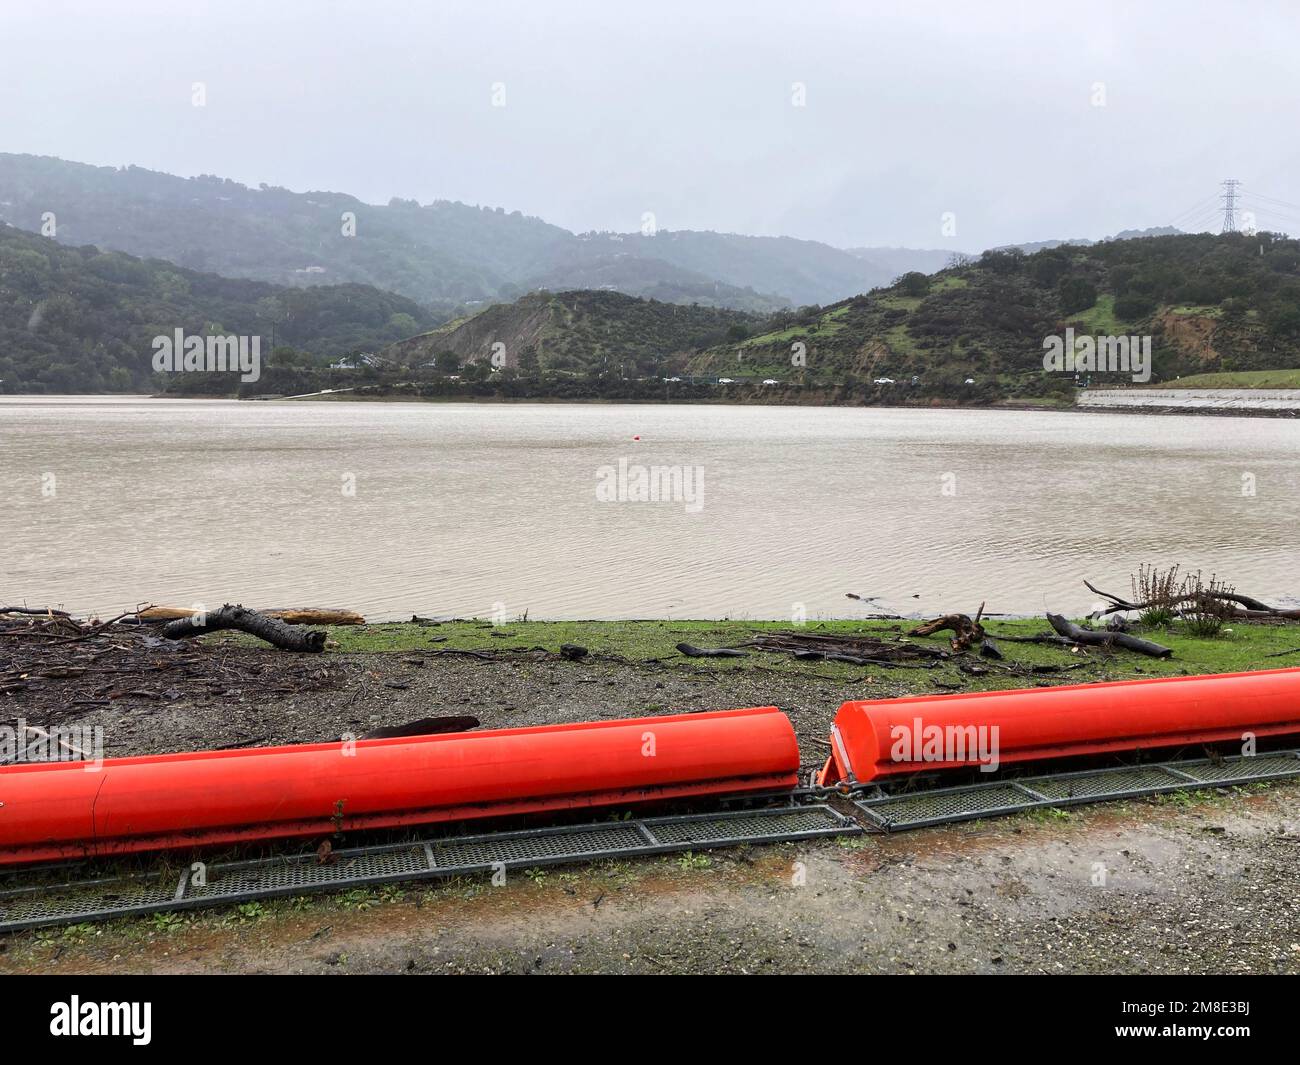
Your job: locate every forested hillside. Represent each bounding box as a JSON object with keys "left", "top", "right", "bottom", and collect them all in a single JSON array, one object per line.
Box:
[
  {"left": 689, "top": 231, "right": 1300, "bottom": 400},
  {"left": 0, "top": 226, "right": 435, "bottom": 392}
]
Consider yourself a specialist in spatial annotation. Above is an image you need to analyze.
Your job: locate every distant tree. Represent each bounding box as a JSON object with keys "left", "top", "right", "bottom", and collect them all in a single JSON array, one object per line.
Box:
[
  {"left": 1267, "top": 307, "right": 1300, "bottom": 339},
  {"left": 980, "top": 249, "right": 1023, "bottom": 275},
  {"left": 1114, "top": 294, "right": 1155, "bottom": 321},
  {"left": 1220, "top": 298, "right": 1247, "bottom": 322},
  {"left": 898, "top": 272, "right": 931, "bottom": 297},
  {"left": 270, "top": 345, "right": 307, "bottom": 368},
  {"left": 1029, "top": 253, "right": 1068, "bottom": 287},
  {"left": 1058, "top": 278, "right": 1098, "bottom": 315},
  {"left": 387, "top": 312, "right": 419, "bottom": 337},
  {"left": 434, "top": 350, "right": 460, "bottom": 373}
]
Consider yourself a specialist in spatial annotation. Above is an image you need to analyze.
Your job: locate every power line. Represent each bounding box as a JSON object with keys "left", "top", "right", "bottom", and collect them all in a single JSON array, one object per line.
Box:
[
  {"left": 1232, "top": 192, "right": 1300, "bottom": 232},
  {"left": 1168, "top": 191, "right": 1222, "bottom": 226},
  {"left": 1177, "top": 203, "right": 1227, "bottom": 232},
  {"left": 1240, "top": 189, "right": 1300, "bottom": 213}
]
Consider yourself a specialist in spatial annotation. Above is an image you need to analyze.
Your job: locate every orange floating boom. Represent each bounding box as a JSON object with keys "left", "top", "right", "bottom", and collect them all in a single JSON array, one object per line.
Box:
[
  {"left": 820, "top": 667, "right": 1300, "bottom": 786},
  {"left": 0, "top": 707, "right": 799, "bottom": 865}
]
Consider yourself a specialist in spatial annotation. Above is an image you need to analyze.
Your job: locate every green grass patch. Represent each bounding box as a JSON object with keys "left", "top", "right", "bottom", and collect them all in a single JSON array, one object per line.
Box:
[
  {"left": 1166, "top": 368, "right": 1300, "bottom": 388},
  {"left": 930, "top": 276, "right": 968, "bottom": 292},
  {"left": 739, "top": 306, "right": 853, "bottom": 349},
  {"left": 883, "top": 324, "right": 920, "bottom": 357},
  {"left": 316, "top": 616, "right": 1300, "bottom": 691},
  {"left": 1068, "top": 294, "right": 1122, "bottom": 334},
  {"left": 875, "top": 294, "right": 924, "bottom": 311}
]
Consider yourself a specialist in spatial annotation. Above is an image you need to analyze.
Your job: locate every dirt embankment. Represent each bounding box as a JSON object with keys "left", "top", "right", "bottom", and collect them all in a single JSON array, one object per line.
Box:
[{"left": 1157, "top": 311, "right": 1220, "bottom": 364}]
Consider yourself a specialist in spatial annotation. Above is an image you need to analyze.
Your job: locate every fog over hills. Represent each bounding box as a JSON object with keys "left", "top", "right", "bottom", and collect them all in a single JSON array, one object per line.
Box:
[{"left": 0, "top": 154, "right": 938, "bottom": 315}]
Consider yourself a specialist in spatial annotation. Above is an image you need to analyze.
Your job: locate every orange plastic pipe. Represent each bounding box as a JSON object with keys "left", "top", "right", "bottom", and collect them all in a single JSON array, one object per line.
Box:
[
  {"left": 820, "top": 667, "right": 1300, "bottom": 785},
  {"left": 0, "top": 707, "right": 799, "bottom": 865}
]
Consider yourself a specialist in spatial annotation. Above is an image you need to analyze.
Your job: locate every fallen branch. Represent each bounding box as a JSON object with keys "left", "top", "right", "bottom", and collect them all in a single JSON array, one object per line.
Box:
[
  {"left": 139, "top": 605, "right": 364, "bottom": 625},
  {"left": 1046, "top": 613, "right": 1172, "bottom": 658},
  {"left": 745, "top": 631, "right": 946, "bottom": 665},
  {"left": 161, "top": 604, "right": 327, "bottom": 652},
  {"left": 1219, "top": 606, "right": 1300, "bottom": 621},
  {"left": 1083, "top": 579, "right": 1289, "bottom": 619},
  {"left": 676, "top": 642, "right": 748, "bottom": 658},
  {"left": 988, "top": 631, "right": 1081, "bottom": 647}
]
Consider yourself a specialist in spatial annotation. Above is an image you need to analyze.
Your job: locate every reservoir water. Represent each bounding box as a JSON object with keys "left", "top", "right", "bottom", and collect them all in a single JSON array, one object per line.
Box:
[{"left": 2, "top": 396, "right": 1297, "bottom": 621}]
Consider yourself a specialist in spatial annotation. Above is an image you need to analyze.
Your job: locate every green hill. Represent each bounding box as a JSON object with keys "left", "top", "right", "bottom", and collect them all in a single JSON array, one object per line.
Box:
[
  {"left": 0, "top": 225, "right": 436, "bottom": 392},
  {"left": 385, "top": 289, "right": 763, "bottom": 375},
  {"left": 687, "top": 232, "right": 1300, "bottom": 401}
]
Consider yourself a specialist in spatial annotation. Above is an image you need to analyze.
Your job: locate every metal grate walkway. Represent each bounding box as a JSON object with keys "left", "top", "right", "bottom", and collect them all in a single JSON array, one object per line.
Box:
[
  {"left": 0, "top": 804, "right": 857, "bottom": 933},
  {"left": 852, "top": 749, "right": 1300, "bottom": 830}
]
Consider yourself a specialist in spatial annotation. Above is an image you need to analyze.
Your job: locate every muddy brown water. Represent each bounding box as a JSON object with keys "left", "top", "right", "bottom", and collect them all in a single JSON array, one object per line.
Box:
[{"left": 3, "top": 396, "right": 1299, "bottom": 621}]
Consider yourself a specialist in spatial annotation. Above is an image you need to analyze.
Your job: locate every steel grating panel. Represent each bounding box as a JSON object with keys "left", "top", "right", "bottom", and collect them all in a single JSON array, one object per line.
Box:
[
  {"left": 0, "top": 804, "right": 858, "bottom": 934},
  {"left": 854, "top": 749, "right": 1300, "bottom": 831},
  {"left": 430, "top": 824, "right": 645, "bottom": 867},
  {"left": 1027, "top": 766, "right": 1186, "bottom": 800},
  {"left": 1175, "top": 751, "right": 1300, "bottom": 783},
  {"left": 0, "top": 876, "right": 184, "bottom": 929},
  {"left": 854, "top": 783, "right": 1031, "bottom": 829},
  {"left": 650, "top": 808, "right": 841, "bottom": 844},
  {"left": 192, "top": 847, "right": 432, "bottom": 899}
]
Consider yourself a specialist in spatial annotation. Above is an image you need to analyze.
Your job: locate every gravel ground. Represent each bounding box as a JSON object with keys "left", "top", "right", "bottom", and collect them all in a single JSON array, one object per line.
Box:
[{"left": 6, "top": 642, "right": 868, "bottom": 772}]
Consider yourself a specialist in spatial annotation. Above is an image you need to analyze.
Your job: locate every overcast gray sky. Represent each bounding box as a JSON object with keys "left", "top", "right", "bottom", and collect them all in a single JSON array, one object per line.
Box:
[{"left": 3, "top": 0, "right": 1298, "bottom": 250}]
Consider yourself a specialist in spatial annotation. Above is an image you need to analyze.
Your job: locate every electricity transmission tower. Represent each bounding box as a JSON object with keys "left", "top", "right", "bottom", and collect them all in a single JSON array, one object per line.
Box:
[{"left": 1220, "top": 179, "right": 1241, "bottom": 233}]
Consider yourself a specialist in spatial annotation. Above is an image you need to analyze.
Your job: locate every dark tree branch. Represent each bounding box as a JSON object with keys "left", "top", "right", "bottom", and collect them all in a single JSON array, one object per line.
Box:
[{"left": 161, "top": 604, "right": 326, "bottom": 653}]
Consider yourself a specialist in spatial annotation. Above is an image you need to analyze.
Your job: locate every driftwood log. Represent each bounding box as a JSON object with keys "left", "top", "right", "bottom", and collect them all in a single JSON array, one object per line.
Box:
[
  {"left": 746, "top": 631, "right": 946, "bottom": 668},
  {"left": 909, "top": 603, "right": 1000, "bottom": 657},
  {"left": 676, "top": 642, "right": 748, "bottom": 658},
  {"left": 140, "top": 605, "right": 364, "bottom": 625},
  {"left": 1046, "top": 613, "right": 1172, "bottom": 658},
  {"left": 161, "top": 604, "right": 327, "bottom": 652}
]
